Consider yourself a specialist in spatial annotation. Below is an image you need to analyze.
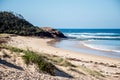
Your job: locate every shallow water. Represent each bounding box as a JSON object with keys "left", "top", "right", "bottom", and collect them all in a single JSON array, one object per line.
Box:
[
  {"left": 83, "top": 40, "right": 120, "bottom": 53},
  {"left": 54, "top": 39, "right": 120, "bottom": 59}
]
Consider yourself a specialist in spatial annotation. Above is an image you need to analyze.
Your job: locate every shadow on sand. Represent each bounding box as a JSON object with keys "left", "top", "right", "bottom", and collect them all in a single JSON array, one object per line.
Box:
[
  {"left": 0, "top": 59, "right": 23, "bottom": 70},
  {"left": 55, "top": 68, "right": 73, "bottom": 78}
]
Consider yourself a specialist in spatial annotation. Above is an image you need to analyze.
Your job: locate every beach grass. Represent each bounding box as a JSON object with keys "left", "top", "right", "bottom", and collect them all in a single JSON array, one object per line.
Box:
[
  {"left": 48, "top": 55, "right": 76, "bottom": 67},
  {"left": 79, "top": 66, "right": 104, "bottom": 78},
  {"left": 68, "top": 67, "right": 86, "bottom": 75},
  {"left": 0, "top": 45, "right": 56, "bottom": 75},
  {"left": 22, "top": 49, "right": 55, "bottom": 75},
  {"left": 0, "top": 44, "right": 77, "bottom": 75}
]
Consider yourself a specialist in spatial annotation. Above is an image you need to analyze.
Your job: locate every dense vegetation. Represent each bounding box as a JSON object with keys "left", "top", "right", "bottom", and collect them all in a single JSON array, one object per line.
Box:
[
  {"left": 0, "top": 11, "right": 43, "bottom": 36},
  {"left": 0, "top": 11, "right": 66, "bottom": 38}
]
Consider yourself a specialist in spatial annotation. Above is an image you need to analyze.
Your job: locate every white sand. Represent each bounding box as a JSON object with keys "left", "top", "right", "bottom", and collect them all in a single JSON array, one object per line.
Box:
[{"left": 8, "top": 36, "right": 120, "bottom": 65}]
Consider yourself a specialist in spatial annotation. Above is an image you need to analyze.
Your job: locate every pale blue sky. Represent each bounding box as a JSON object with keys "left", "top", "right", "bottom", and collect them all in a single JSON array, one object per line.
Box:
[{"left": 0, "top": 0, "right": 120, "bottom": 28}]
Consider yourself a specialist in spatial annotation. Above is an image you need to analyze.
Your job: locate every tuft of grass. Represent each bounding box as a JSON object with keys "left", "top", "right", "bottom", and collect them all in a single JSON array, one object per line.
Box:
[
  {"left": 48, "top": 56, "right": 76, "bottom": 67},
  {"left": 60, "top": 60, "right": 76, "bottom": 67},
  {"left": 6, "top": 46, "right": 24, "bottom": 53},
  {"left": 22, "top": 49, "right": 55, "bottom": 75},
  {"left": 0, "top": 45, "right": 24, "bottom": 53},
  {"left": 79, "top": 66, "right": 104, "bottom": 78},
  {"left": 0, "top": 45, "right": 56, "bottom": 75},
  {"left": 69, "top": 67, "right": 86, "bottom": 75}
]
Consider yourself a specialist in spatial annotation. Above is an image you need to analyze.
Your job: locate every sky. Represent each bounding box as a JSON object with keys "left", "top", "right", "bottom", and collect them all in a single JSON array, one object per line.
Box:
[{"left": 0, "top": 0, "right": 120, "bottom": 29}]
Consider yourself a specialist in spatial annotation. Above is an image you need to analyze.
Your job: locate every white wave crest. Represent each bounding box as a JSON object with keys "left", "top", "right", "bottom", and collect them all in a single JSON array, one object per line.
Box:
[
  {"left": 65, "top": 33, "right": 120, "bottom": 39},
  {"left": 82, "top": 42, "right": 120, "bottom": 53},
  {"left": 65, "top": 32, "right": 120, "bottom": 35}
]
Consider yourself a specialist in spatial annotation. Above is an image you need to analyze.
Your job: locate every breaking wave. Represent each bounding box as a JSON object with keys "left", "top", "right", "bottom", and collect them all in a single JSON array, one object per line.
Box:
[{"left": 65, "top": 33, "right": 120, "bottom": 40}]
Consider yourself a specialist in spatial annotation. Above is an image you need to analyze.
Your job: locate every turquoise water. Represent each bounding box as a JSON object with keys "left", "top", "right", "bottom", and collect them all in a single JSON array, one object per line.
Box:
[{"left": 55, "top": 29, "right": 120, "bottom": 58}]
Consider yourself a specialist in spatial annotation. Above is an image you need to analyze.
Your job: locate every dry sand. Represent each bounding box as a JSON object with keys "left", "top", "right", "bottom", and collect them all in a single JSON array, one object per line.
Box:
[{"left": 6, "top": 36, "right": 120, "bottom": 80}]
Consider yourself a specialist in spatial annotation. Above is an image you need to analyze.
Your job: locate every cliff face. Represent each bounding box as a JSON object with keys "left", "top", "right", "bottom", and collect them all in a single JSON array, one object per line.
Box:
[{"left": 0, "top": 11, "right": 66, "bottom": 38}]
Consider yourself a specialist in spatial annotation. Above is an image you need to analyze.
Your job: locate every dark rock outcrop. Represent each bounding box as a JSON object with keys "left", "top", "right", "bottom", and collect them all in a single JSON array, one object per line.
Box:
[{"left": 41, "top": 27, "right": 67, "bottom": 38}]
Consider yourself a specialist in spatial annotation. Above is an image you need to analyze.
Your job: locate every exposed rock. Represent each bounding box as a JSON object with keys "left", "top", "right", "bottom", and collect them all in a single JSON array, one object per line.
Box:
[{"left": 40, "top": 27, "right": 67, "bottom": 38}]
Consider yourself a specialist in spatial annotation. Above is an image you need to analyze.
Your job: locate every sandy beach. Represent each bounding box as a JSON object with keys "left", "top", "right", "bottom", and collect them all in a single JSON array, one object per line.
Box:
[
  {"left": 8, "top": 36, "right": 120, "bottom": 64},
  {"left": 5, "top": 35, "right": 120, "bottom": 80}
]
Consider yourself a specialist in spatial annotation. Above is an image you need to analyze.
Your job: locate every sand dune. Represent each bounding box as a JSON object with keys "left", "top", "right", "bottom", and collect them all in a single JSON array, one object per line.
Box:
[{"left": 5, "top": 35, "right": 120, "bottom": 80}]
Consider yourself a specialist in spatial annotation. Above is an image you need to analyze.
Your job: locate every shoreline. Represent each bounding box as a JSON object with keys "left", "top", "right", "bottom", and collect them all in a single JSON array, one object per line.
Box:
[
  {"left": 52, "top": 39, "right": 120, "bottom": 59},
  {"left": 81, "top": 40, "right": 120, "bottom": 53},
  {"left": 8, "top": 36, "right": 120, "bottom": 64}
]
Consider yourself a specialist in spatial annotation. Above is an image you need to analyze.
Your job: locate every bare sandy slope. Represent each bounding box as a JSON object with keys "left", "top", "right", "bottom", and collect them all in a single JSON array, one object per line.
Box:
[{"left": 7, "top": 36, "right": 120, "bottom": 80}]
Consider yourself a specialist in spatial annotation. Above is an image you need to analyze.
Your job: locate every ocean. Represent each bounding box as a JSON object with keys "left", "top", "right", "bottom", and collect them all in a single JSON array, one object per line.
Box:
[{"left": 55, "top": 29, "right": 120, "bottom": 58}]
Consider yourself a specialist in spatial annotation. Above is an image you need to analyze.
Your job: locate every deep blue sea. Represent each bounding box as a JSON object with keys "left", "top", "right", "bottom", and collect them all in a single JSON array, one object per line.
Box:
[{"left": 55, "top": 29, "right": 120, "bottom": 58}]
